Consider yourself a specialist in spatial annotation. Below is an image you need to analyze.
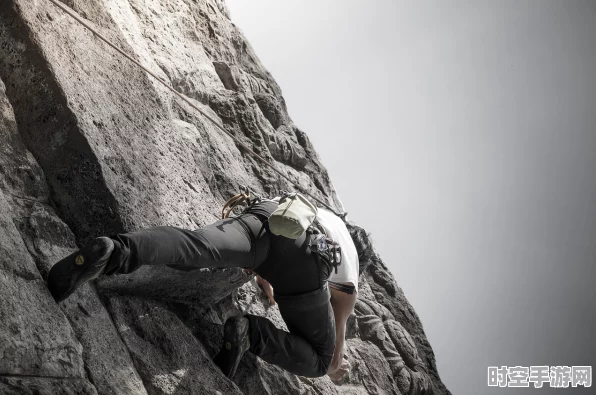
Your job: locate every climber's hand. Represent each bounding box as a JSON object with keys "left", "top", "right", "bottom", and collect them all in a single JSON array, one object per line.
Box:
[
  {"left": 243, "top": 268, "right": 254, "bottom": 276},
  {"left": 328, "top": 357, "right": 350, "bottom": 384},
  {"left": 255, "top": 275, "right": 275, "bottom": 306}
]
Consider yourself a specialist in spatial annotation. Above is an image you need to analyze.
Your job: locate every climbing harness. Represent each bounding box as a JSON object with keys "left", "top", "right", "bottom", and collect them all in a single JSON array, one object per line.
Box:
[
  {"left": 328, "top": 281, "right": 355, "bottom": 295},
  {"left": 221, "top": 185, "right": 266, "bottom": 219},
  {"left": 46, "top": 0, "right": 347, "bottom": 219},
  {"left": 266, "top": 191, "right": 342, "bottom": 275},
  {"left": 221, "top": 186, "right": 343, "bottom": 276},
  {"left": 221, "top": 193, "right": 249, "bottom": 219},
  {"left": 309, "top": 226, "right": 342, "bottom": 275},
  {"left": 222, "top": 186, "right": 256, "bottom": 219}
]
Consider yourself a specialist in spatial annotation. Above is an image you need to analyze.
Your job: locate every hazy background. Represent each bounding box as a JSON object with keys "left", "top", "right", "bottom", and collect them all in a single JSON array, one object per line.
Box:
[{"left": 226, "top": 1, "right": 596, "bottom": 394}]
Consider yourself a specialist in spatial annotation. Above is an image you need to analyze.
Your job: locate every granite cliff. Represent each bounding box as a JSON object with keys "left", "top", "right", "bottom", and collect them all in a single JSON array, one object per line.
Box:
[{"left": 0, "top": 1, "right": 451, "bottom": 394}]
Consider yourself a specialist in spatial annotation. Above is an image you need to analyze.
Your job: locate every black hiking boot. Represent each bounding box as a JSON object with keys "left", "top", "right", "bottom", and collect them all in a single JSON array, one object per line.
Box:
[
  {"left": 47, "top": 236, "right": 115, "bottom": 303},
  {"left": 214, "top": 315, "right": 251, "bottom": 379}
]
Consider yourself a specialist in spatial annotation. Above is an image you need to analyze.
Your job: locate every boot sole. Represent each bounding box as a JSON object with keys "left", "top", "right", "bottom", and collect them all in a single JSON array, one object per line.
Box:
[
  {"left": 214, "top": 317, "right": 250, "bottom": 379},
  {"left": 47, "top": 237, "right": 114, "bottom": 302}
]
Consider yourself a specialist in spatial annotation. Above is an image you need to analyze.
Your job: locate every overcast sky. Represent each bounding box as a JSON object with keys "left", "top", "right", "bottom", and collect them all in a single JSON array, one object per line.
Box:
[{"left": 226, "top": 1, "right": 596, "bottom": 394}]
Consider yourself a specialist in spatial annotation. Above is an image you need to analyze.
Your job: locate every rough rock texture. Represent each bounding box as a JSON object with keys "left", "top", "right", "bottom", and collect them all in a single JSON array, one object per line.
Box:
[
  {"left": 0, "top": 376, "right": 97, "bottom": 395},
  {"left": 0, "top": 1, "right": 451, "bottom": 394}
]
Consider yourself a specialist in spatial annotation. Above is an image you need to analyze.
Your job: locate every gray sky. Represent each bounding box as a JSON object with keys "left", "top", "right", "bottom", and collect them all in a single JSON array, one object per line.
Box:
[{"left": 226, "top": 1, "right": 596, "bottom": 394}]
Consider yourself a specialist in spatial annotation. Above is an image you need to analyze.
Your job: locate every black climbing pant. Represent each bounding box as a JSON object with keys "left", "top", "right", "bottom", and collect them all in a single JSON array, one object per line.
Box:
[{"left": 103, "top": 200, "right": 335, "bottom": 378}]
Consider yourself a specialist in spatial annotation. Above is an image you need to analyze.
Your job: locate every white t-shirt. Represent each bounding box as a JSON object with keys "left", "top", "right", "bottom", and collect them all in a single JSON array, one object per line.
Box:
[{"left": 316, "top": 208, "right": 359, "bottom": 293}]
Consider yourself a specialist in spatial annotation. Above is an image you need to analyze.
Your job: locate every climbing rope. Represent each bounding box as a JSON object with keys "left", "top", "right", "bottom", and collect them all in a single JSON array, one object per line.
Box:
[{"left": 46, "top": 0, "right": 346, "bottom": 218}]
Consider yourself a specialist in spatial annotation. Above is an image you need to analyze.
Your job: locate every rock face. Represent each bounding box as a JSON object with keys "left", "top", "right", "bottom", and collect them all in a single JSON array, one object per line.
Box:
[{"left": 0, "top": 1, "right": 451, "bottom": 394}]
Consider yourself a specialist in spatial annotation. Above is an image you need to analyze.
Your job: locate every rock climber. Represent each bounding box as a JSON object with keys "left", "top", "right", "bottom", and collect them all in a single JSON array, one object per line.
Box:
[{"left": 47, "top": 196, "right": 373, "bottom": 381}]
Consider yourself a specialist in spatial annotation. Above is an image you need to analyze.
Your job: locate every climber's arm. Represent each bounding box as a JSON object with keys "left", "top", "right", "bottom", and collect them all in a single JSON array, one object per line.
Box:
[
  {"left": 256, "top": 274, "right": 275, "bottom": 305},
  {"left": 244, "top": 269, "right": 276, "bottom": 305},
  {"left": 328, "top": 284, "right": 358, "bottom": 381}
]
